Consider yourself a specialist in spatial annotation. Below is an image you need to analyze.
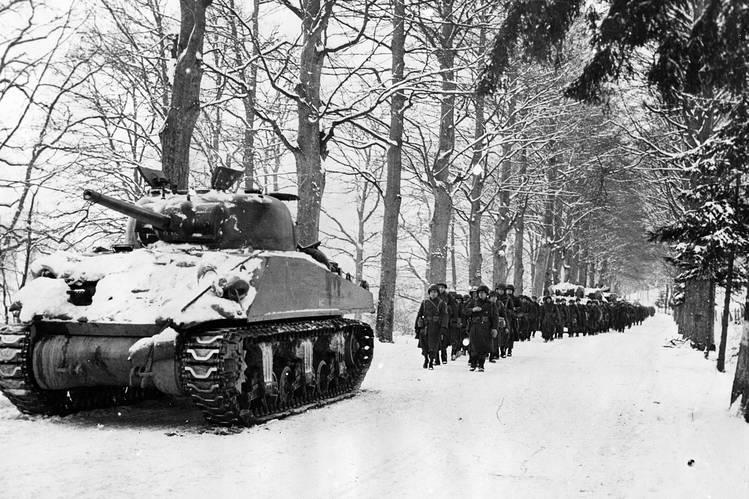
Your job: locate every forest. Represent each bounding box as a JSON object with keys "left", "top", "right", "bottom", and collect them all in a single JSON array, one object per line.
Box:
[{"left": 1, "top": 0, "right": 748, "bottom": 410}]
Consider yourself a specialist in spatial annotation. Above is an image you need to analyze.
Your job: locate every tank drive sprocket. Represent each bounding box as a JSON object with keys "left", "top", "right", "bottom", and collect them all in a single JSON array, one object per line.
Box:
[{"left": 180, "top": 318, "right": 374, "bottom": 426}]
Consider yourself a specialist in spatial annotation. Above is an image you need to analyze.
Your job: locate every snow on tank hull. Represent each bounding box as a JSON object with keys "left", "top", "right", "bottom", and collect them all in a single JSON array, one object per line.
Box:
[{"left": 0, "top": 246, "right": 374, "bottom": 425}]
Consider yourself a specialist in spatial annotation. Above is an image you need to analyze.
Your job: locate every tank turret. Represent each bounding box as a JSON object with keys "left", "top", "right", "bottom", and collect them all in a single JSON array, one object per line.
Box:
[{"left": 83, "top": 187, "right": 297, "bottom": 251}]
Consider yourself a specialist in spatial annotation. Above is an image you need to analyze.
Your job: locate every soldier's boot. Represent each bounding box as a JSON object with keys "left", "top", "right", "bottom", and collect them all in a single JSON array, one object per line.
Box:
[
  {"left": 441, "top": 349, "right": 448, "bottom": 363},
  {"left": 423, "top": 355, "right": 429, "bottom": 369},
  {"left": 478, "top": 357, "right": 486, "bottom": 372},
  {"left": 428, "top": 354, "right": 435, "bottom": 370}
]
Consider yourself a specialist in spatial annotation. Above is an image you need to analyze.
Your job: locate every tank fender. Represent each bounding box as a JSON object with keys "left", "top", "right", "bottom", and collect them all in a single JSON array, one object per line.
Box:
[{"left": 128, "top": 328, "right": 182, "bottom": 395}]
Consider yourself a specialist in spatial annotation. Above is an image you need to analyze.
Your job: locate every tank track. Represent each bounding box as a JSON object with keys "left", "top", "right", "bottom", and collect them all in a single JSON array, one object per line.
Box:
[
  {"left": 0, "top": 323, "right": 155, "bottom": 417},
  {"left": 180, "top": 317, "right": 374, "bottom": 426}
]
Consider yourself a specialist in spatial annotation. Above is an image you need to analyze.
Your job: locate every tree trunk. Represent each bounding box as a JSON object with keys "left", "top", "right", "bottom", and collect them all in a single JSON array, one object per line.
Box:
[
  {"left": 450, "top": 215, "right": 457, "bottom": 289},
  {"left": 536, "top": 161, "right": 555, "bottom": 295},
  {"left": 579, "top": 241, "right": 589, "bottom": 286},
  {"left": 294, "top": 0, "right": 332, "bottom": 246},
  {"left": 529, "top": 234, "right": 537, "bottom": 290},
  {"left": 730, "top": 288, "right": 749, "bottom": 422},
  {"left": 682, "top": 278, "right": 715, "bottom": 350},
  {"left": 375, "top": 0, "right": 406, "bottom": 343},
  {"left": 427, "top": 0, "right": 455, "bottom": 286},
  {"left": 568, "top": 241, "right": 579, "bottom": 285},
  {"left": 160, "top": 0, "right": 212, "bottom": 190},
  {"left": 512, "top": 148, "right": 527, "bottom": 294},
  {"left": 272, "top": 140, "right": 281, "bottom": 191},
  {"left": 533, "top": 245, "right": 552, "bottom": 297},
  {"left": 467, "top": 84, "right": 485, "bottom": 286},
  {"left": 513, "top": 213, "right": 525, "bottom": 294},
  {"left": 600, "top": 257, "right": 609, "bottom": 288},
  {"left": 235, "top": 0, "right": 259, "bottom": 190},
  {"left": 551, "top": 202, "right": 563, "bottom": 284},
  {"left": 492, "top": 109, "right": 515, "bottom": 287},
  {"left": 587, "top": 257, "right": 596, "bottom": 288},
  {"left": 492, "top": 159, "right": 512, "bottom": 286},
  {"left": 718, "top": 257, "right": 734, "bottom": 372}
]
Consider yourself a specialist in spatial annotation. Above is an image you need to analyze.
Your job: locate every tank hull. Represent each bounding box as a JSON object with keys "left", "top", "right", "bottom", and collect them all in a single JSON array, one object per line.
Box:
[
  {"left": 0, "top": 318, "right": 373, "bottom": 425},
  {"left": 0, "top": 247, "right": 375, "bottom": 425}
]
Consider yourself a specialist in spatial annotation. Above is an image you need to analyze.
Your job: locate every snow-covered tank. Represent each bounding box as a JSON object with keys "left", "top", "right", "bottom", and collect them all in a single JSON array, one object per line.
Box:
[{"left": 0, "top": 167, "right": 374, "bottom": 425}]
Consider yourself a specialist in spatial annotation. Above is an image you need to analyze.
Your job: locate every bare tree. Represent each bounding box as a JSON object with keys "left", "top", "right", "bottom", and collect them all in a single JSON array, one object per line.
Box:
[
  {"left": 1, "top": 1, "right": 97, "bottom": 308},
  {"left": 375, "top": 0, "right": 407, "bottom": 342},
  {"left": 160, "top": 0, "right": 214, "bottom": 189}
]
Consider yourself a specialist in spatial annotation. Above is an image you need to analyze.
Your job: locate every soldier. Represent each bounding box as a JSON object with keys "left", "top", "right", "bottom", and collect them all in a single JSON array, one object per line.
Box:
[
  {"left": 449, "top": 292, "right": 464, "bottom": 360},
  {"left": 554, "top": 298, "right": 567, "bottom": 339},
  {"left": 488, "top": 290, "right": 502, "bottom": 362},
  {"left": 436, "top": 282, "right": 454, "bottom": 364},
  {"left": 530, "top": 296, "right": 541, "bottom": 337},
  {"left": 567, "top": 298, "right": 579, "bottom": 337},
  {"left": 516, "top": 295, "right": 532, "bottom": 341},
  {"left": 491, "top": 284, "right": 507, "bottom": 360},
  {"left": 576, "top": 297, "right": 588, "bottom": 336},
  {"left": 502, "top": 284, "right": 519, "bottom": 355},
  {"left": 462, "top": 289, "right": 476, "bottom": 355},
  {"left": 586, "top": 300, "right": 600, "bottom": 335},
  {"left": 466, "top": 284, "right": 498, "bottom": 372},
  {"left": 414, "top": 284, "right": 448, "bottom": 369},
  {"left": 540, "top": 295, "right": 556, "bottom": 342}
]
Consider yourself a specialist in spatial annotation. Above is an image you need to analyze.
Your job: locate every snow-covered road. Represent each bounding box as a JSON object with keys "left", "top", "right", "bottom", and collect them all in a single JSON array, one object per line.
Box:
[{"left": 1, "top": 314, "right": 748, "bottom": 498}]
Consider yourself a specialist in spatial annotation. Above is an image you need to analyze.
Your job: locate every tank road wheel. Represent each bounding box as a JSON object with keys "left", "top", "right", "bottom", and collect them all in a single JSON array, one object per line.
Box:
[
  {"left": 277, "top": 365, "right": 293, "bottom": 408},
  {"left": 315, "top": 360, "right": 330, "bottom": 396}
]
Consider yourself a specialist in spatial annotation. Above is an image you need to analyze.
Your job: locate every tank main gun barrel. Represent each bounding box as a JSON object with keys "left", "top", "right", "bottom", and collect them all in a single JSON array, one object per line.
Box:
[{"left": 83, "top": 189, "right": 172, "bottom": 230}]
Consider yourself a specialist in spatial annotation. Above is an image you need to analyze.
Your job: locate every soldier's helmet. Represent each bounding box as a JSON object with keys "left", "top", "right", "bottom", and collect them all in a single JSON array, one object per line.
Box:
[
  {"left": 496, "top": 283, "right": 506, "bottom": 291},
  {"left": 543, "top": 295, "right": 552, "bottom": 302},
  {"left": 488, "top": 290, "right": 498, "bottom": 299},
  {"left": 427, "top": 283, "right": 440, "bottom": 294},
  {"left": 437, "top": 282, "right": 448, "bottom": 290},
  {"left": 506, "top": 284, "right": 515, "bottom": 292},
  {"left": 477, "top": 284, "right": 490, "bottom": 295}
]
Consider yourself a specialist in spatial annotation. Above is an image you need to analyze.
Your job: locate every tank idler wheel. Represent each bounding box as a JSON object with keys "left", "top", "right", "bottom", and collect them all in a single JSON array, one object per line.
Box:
[
  {"left": 356, "top": 329, "right": 374, "bottom": 368},
  {"left": 315, "top": 360, "right": 330, "bottom": 396}
]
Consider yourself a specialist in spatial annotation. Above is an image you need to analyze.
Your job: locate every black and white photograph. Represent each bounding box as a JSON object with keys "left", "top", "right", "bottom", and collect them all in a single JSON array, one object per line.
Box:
[{"left": 1, "top": 0, "right": 748, "bottom": 497}]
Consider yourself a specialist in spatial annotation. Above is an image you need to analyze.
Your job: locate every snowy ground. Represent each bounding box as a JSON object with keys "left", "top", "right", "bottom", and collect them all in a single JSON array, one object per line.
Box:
[{"left": 1, "top": 314, "right": 748, "bottom": 499}]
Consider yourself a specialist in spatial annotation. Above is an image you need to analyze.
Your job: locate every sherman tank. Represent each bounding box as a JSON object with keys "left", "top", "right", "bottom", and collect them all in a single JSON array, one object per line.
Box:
[{"left": 0, "top": 167, "right": 374, "bottom": 425}]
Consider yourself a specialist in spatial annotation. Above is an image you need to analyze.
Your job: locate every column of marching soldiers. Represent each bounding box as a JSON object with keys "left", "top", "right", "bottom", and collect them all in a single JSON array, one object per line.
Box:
[{"left": 415, "top": 283, "right": 656, "bottom": 372}]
